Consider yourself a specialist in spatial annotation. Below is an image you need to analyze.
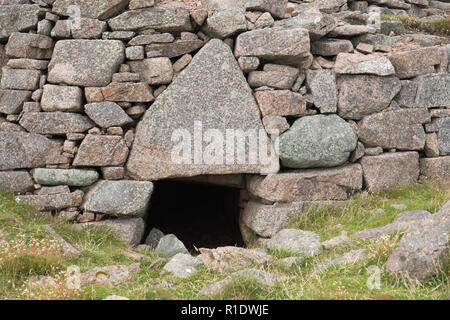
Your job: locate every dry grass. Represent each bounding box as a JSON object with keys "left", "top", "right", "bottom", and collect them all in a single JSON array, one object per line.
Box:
[{"left": 382, "top": 14, "right": 450, "bottom": 37}]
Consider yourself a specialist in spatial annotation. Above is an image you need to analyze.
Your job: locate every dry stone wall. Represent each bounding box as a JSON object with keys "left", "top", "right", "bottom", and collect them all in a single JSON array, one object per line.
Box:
[{"left": 0, "top": 0, "right": 449, "bottom": 246}]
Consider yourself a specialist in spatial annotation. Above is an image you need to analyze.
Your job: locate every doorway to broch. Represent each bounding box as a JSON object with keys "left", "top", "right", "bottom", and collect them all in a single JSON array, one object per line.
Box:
[{"left": 144, "top": 178, "right": 245, "bottom": 253}]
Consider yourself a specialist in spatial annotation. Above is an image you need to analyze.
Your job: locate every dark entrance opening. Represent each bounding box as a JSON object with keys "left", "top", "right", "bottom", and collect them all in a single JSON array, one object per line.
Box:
[{"left": 145, "top": 180, "right": 244, "bottom": 253}]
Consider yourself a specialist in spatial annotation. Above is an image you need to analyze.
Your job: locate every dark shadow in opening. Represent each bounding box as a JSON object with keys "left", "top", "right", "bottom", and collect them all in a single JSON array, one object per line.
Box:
[{"left": 145, "top": 180, "right": 244, "bottom": 253}]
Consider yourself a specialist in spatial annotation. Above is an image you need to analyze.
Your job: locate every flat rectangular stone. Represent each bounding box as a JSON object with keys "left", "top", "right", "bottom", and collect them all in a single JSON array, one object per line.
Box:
[
  {"left": 145, "top": 40, "right": 203, "bottom": 59},
  {"left": 108, "top": 7, "right": 192, "bottom": 32},
  {"left": 19, "top": 112, "right": 94, "bottom": 135},
  {"left": 0, "top": 171, "right": 34, "bottom": 193},
  {"left": 247, "top": 164, "right": 363, "bottom": 202},
  {"left": 420, "top": 156, "right": 450, "bottom": 182},
  {"left": 81, "top": 180, "right": 153, "bottom": 217},
  {"left": 254, "top": 90, "right": 307, "bottom": 117},
  {"left": 15, "top": 191, "right": 84, "bottom": 211},
  {"left": 128, "top": 33, "right": 175, "bottom": 46},
  {"left": 7, "top": 58, "right": 49, "bottom": 70},
  {"left": 0, "top": 68, "right": 40, "bottom": 91},
  {"left": 52, "top": 0, "right": 129, "bottom": 20},
  {"left": 234, "top": 27, "right": 311, "bottom": 67},
  {"left": 361, "top": 152, "right": 420, "bottom": 193},
  {"left": 100, "top": 82, "right": 154, "bottom": 102},
  {"left": 0, "top": 131, "right": 59, "bottom": 170},
  {"left": 358, "top": 109, "right": 430, "bottom": 150},
  {"left": 311, "top": 38, "right": 354, "bottom": 56},
  {"left": 41, "top": 84, "right": 83, "bottom": 112}
]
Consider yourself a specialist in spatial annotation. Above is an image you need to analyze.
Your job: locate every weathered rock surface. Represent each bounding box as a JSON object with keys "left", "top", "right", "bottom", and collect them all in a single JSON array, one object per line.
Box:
[
  {"left": 48, "top": 40, "right": 125, "bottom": 87},
  {"left": 266, "top": 229, "right": 322, "bottom": 256},
  {"left": 415, "top": 74, "right": 450, "bottom": 109},
  {"left": 435, "top": 117, "right": 450, "bottom": 155},
  {"left": 243, "top": 0, "right": 288, "bottom": 18},
  {"left": 334, "top": 53, "right": 395, "bottom": 76},
  {"left": 311, "top": 38, "right": 353, "bottom": 56},
  {"left": 73, "top": 135, "right": 129, "bottom": 167},
  {"left": 82, "top": 180, "right": 153, "bottom": 217},
  {"left": 279, "top": 115, "right": 357, "bottom": 169},
  {"left": 108, "top": 7, "right": 192, "bottom": 32},
  {"left": 274, "top": 10, "right": 337, "bottom": 40},
  {"left": 145, "top": 228, "right": 164, "bottom": 248},
  {"left": 254, "top": 90, "right": 307, "bottom": 117},
  {"left": 32, "top": 168, "right": 99, "bottom": 187},
  {"left": 128, "top": 58, "right": 173, "bottom": 85},
  {"left": 241, "top": 201, "right": 346, "bottom": 238},
  {"left": 100, "top": 82, "right": 154, "bottom": 102},
  {"left": 364, "top": 201, "right": 449, "bottom": 282},
  {"left": 0, "top": 4, "right": 41, "bottom": 40},
  {"left": 0, "top": 171, "right": 34, "bottom": 193},
  {"left": 16, "top": 191, "right": 83, "bottom": 211},
  {"left": 306, "top": 70, "right": 337, "bottom": 113},
  {"left": 199, "top": 246, "right": 272, "bottom": 273},
  {"left": 84, "top": 102, "right": 133, "bottom": 128},
  {"left": 247, "top": 164, "right": 363, "bottom": 202},
  {"left": 80, "top": 264, "right": 138, "bottom": 286},
  {"left": 126, "top": 39, "right": 278, "bottom": 181},
  {"left": 145, "top": 39, "right": 203, "bottom": 59},
  {"left": 77, "top": 218, "right": 144, "bottom": 247},
  {"left": 358, "top": 109, "right": 430, "bottom": 150},
  {"left": 387, "top": 46, "right": 447, "bottom": 79},
  {"left": 19, "top": 112, "right": 94, "bottom": 135},
  {"left": 386, "top": 212, "right": 449, "bottom": 281},
  {"left": 203, "top": 10, "right": 247, "bottom": 39},
  {"left": 356, "top": 210, "right": 434, "bottom": 239},
  {"left": 420, "top": 156, "right": 450, "bottom": 182},
  {"left": 52, "top": 0, "right": 130, "bottom": 20},
  {"left": 0, "top": 89, "right": 31, "bottom": 115},
  {"left": 155, "top": 234, "right": 189, "bottom": 258},
  {"left": 162, "top": 253, "right": 202, "bottom": 278},
  {"left": 5, "top": 32, "right": 53, "bottom": 59},
  {"left": 337, "top": 75, "right": 401, "bottom": 120},
  {"left": 361, "top": 152, "right": 420, "bottom": 193},
  {"left": 41, "top": 85, "right": 83, "bottom": 112},
  {"left": 1, "top": 68, "right": 40, "bottom": 91},
  {"left": 0, "top": 132, "right": 59, "bottom": 170},
  {"left": 234, "top": 27, "right": 311, "bottom": 67}
]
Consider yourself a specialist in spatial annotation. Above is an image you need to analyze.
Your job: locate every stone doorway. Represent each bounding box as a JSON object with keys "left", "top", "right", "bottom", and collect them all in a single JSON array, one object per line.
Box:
[{"left": 144, "top": 179, "right": 245, "bottom": 253}]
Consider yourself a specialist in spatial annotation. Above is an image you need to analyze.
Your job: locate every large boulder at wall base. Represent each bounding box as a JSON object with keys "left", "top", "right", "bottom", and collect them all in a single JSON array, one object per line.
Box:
[
  {"left": 126, "top": 39, "right": 279, "bottom": 181},
  {"left": 279, "top": 114, "right": 357, "bottom": 169},
  {"left": 81, "top": 180, "right": 154, "bottom": 217}
]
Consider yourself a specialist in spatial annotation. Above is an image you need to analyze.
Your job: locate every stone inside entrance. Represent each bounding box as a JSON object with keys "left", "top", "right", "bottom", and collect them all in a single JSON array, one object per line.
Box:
[{"left": 144, "top": 179, "right": 244, "bottom": 253}]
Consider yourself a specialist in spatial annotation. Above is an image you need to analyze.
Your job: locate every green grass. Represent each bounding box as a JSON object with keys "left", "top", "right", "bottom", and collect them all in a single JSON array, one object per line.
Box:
[
  {"left": 0, "top": 182, "right": 449, "bottom": 300},
  {"left": 381, "top": 14, "right": 450, "bottom": 37}
]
